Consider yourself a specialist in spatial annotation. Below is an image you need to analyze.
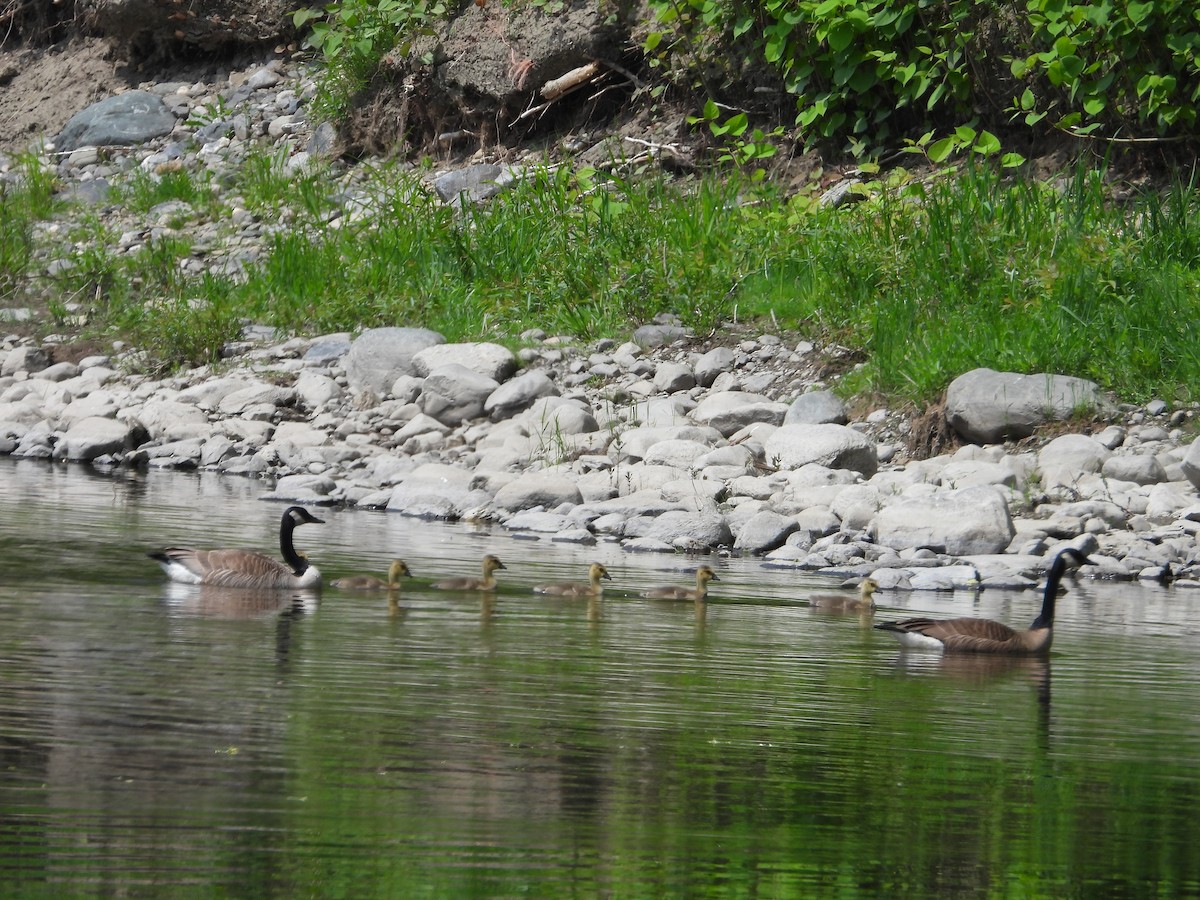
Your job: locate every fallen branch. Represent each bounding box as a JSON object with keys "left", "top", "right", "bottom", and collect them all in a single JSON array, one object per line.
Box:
[{"left": 540, "top": 61, "right": 602, "bottom": 102}]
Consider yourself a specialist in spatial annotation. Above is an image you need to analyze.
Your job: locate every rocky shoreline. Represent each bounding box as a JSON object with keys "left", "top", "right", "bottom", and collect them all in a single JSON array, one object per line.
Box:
[
  {"left": 4, "top": 53, "right": 1200, "bottom": 593},
  {"left": 5, "top": 318, "right": 1200, "bottom": 593}
]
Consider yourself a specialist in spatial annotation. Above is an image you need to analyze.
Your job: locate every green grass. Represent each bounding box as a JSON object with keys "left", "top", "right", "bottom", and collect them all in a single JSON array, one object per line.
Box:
[
  {"left": 0, "top": 152, "right": 60, "bottom": 297},
  {"left": 5, "top": 150, "right": 1200, "bottom": 405}
]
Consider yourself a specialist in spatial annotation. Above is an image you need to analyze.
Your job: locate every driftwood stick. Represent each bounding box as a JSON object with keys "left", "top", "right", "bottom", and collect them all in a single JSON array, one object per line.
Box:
[{"left": 540, "top": 61, "right": 602, "bottom": 101}]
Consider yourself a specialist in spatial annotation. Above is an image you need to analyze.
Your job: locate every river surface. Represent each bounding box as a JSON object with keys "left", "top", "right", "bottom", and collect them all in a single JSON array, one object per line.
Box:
[{"left": 2, "top": 458, "right": 1199, "bottom": 897}]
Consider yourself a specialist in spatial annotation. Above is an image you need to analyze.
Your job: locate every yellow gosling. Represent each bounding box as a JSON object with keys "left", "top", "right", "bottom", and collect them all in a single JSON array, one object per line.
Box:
[
  {"left": 431, "top": 554, "right": 506, "bottom": 592},
  {"left": 533, "top": 562, "right": 611, "bottom": 597},
  {"left": 809, "top": 577, "right": 879, "bottom": 613},
  {"left": 332, "top": 559, "right": 411, "bottom": 590},
  {"left": 641, "top": 565, "right": 719, "bottom": 601}
]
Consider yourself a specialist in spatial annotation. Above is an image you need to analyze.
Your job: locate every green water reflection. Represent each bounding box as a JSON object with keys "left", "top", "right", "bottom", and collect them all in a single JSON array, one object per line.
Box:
[{"left": 1, "top": 462, "right": 1199, "bottom": 897}]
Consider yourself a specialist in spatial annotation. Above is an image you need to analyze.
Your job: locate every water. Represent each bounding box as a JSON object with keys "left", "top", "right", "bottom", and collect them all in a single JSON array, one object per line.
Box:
[{"left": 2, "top": 459, "right": 1199, "bottom": 897}]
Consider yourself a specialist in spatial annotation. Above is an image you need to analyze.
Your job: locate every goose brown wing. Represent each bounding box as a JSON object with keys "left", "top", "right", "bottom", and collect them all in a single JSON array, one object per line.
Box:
[
  {"left": 166, "top": 548, "right": 292, "bottom": 587},
  {"left": 917, "top": 617, "right": 1020, "bottom": 652}
]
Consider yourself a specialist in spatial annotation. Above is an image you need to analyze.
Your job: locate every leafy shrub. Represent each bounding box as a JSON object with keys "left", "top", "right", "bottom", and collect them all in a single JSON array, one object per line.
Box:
[
  {"left": 1010, "top": 0, "right": 1200, "bottom": 138},
  {"left": 643, "top": 0, "right": 1200, "bottom": 159},
  {"left": 293, "top": 0, "right": 450, "bottom": 120}
]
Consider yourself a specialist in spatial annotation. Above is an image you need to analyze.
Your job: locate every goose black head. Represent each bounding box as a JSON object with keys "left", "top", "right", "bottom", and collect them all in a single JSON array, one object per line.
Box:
[{"left": 286, "top": 506, "right": 324, "bottom": 526}]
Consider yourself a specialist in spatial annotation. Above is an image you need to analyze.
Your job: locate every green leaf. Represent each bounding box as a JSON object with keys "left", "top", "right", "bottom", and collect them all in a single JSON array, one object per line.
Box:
[
  {"left": 1052, "top": 35, "right": 1075, "bottom": 57},
  {"left": 1083, "top": 96, "right": 1106, "bottom": 115},
  {"left": 1059, "top": 54, "right": 1084, "bottom": 78},
  {"left": 1001, "top": 152, "right": 1027, "bottom": 168},
  {"left": 1127, "top": 1, "right": 1153, "bottom": 26},
  {"left": 927, "top": 137, "right": 955, "bottom": 163},
  {"left": 827, "top": 22, "right": 856, "bottom": 52},
  {"left": 972, "top": 130, "right": 1001, "bottom": 155}
]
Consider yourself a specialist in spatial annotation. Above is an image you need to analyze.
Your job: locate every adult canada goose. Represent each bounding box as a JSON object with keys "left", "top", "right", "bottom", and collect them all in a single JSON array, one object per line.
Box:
[
  {"left": 148, "top": 505, "right": 324, "bottom": 589},
  {"left": 809, "top": 577, "right": 879, "bottom": 612},
  {"left": 430, "top": 554, "right": 506, "bottom": 591},
  {"left": 641, "top": 565, "right": 719, "bottom": 601},
  {"left": 332, "top": 559, "right": 411, "bottom": 591},
  {"left": 874, "top": 548, "right": 1089, "bottom": 654},
  {"left": 534, "top": 562, "right": 611, "bottom": 597}
]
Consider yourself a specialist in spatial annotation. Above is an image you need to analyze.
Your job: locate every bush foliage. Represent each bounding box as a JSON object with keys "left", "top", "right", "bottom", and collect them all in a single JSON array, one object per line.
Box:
[{"left": 644, "top": 0, "right": 1200, "bottom": 158}]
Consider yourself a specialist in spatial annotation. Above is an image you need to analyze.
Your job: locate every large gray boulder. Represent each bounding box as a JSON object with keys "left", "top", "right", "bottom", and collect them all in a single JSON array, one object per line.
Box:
[
  {"left": 386, "top": 463, "right": 488, "bottom": 519},
  {"left": 133, "top": 399, "right": 211, "bottom": 441},
  {"left": 641, "top": 510, "right": 733, "bottom": 551},
  {"left": 734, "top": 510, "right": 799, "bottom": 554},
  {"left": 484, "top": 370, "right": 558, "bottom": 420},
  {"left": 1, "top": 346, "right": 49, "bottom": 376},
  {"left": 54, "top": 91, "right": 176, "bottom": 151},
  {"left": 783, "top": 390, "right": 847, "bottom": 426},
  {"left": 492, "top": 472, "right": 584, "bottom": 512},
  {"left": 945, "top": 368, "right": 1111, "bottom": 444},
  {"left": 764, "top": 424, "right": 878, "bottom": 478},
  {"left": 642, "top": 439, "right": 711, "bottom": 470},
  {"left": 412, "top": 342, "right": 518, "bottom": 381},
  {"left": 693, "top": 347, "right": 737, "bottom": 387},
  {"left": 616, "top": 425, "right": 722, "bottom": 462},
  {"left": 1038, "top": 434, "right": 1111, "bottom": 490},
  {"left": 345, "top": 327, "right": 445, "bottom": 398},
  {"left": 690, "top": 391, "right": 788, "bottom": 436},
  {"left": 869, "top": 486, "right": 1015, "bottom": 555},
  {"left": 520, "top": 397, "right": 599, "bottom": 437},
  {"left": 63, "top": 416, "right": 137, "bottom": 461},
  {"left": 433, "top": 164, "right": 514, "bottom": 205},
  {"left": 1180, "top": 440, "right": 1200, "bottom": 490},
  {"left": 420, "top": 364, "right": 499, "bottom": 425}
]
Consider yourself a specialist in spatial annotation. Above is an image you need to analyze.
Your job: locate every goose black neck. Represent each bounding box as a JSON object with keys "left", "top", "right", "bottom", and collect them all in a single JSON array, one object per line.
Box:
[
  {"left": 1031, "top": 552, "right": 1072, "bottom": 629},
  {"left": 280, "top": 515, "right": 307, "bottom": 576}
]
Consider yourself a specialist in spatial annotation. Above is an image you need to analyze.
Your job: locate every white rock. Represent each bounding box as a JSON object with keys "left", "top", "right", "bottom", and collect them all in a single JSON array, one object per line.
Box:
[
  {"left": 764, "top": 423, "right": 878, "bottom": 478},
  {"left": 869, "top": 485, "right": 1015, "bottom": 555}
]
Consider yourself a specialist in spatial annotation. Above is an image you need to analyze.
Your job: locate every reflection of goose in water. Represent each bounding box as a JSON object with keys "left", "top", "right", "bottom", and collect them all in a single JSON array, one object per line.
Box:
[
  {"left": 895, "top": 651, "right": 1054, "bottom": 753},
  {"left": 162, "top": 582, "right": 319, "bottom": 618},
  {"left": 809, "top": 577, "right": 878, "bottom": 613},
  {"left": 332, "top": 559, "right": 411, "bottom": 591},
  {"left": 431, "top": 554, "right": 506, "bottom": 591},
  {"left": 149, "top": 506, "right": 324, "bottom": 590},
  {"left": 874, "top": 548, "right": 1089, "bottom": 654},
  {"left": 641, "top": 566, "right": 718, "bottom": 601},
  {"left": 895, "top": 650, "right": 1050, "bottom": 685},
  {"left": 534, "top": 562, "right": 611, "bottom": 597}
]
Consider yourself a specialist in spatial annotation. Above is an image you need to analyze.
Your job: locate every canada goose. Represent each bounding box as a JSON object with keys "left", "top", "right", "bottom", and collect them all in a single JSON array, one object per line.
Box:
[
  {"left": 430, "top": 554, "right": 506, "bottom": 591},
  {"left": 809, "top": 577, "right": 878, "bottom": 612},
  {"left": 641, "top": 565, "right": 719, "bottom": 601},
  {"left": 874, "top": 548, "right": 1089, "bottom": 654},
  {"left": 534, "top": 562, "right": 611, "bottom": 597},
  {"left": 148, "top": 505, "right": 324, "bottom": 589},
  {"left": 332, "top": 559, "right": 411, "bottom": 590}
]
